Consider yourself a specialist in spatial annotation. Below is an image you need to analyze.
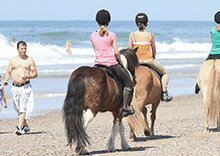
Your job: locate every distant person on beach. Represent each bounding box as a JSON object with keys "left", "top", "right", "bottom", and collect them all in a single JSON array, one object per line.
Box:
[
  {"left": 4, "top": 41, "right": 38, "bottom": 135},
  {"left": 90, "top": 9, "right": 135, "bottom": 117},
  {"left": 0, "top": 75, "right": 7, "bottom": 112},
  {"left": 195, "top": 11, "right": 220, "bottom": 94},
  {"left": 65, "top": 39, "right": 72, "bottom": 55},
  {"left": 128, "top": 13, "right": 172, "bottom": 102},
  {"left": 11, "top": 38, "right": 16, "bottom": 47}
]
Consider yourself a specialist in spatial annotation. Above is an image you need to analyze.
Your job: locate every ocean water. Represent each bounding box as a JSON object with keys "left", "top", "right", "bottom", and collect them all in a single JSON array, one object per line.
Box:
[{"left": 0, "top": 20, "right": 216, "bottom": 118}]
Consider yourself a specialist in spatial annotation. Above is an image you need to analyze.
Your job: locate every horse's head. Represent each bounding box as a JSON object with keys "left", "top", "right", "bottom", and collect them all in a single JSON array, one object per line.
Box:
[{"left": 119, "top": 48, "right": 139, "bottom": 76}]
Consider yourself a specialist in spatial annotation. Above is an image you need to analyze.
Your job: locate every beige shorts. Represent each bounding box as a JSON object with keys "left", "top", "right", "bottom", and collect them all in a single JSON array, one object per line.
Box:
[{"left": 11, "top": 83, "right": 34, "bottom": 119}]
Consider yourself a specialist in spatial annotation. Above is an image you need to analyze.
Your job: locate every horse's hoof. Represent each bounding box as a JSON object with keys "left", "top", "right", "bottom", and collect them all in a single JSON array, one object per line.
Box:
[
  {"left": 144, "top": 130, "right": 150, "bottom": 136},
  {"left": 106, "top": 144, "right": 115, "bottom": 152},
  {"left": 107, "top": 147, "right": 115, "bottom": 152},
  {"left": 133, "top": 137, "right": 138, "bottom": 141},
  {"left": 122, "top": 144, "right": 130, "bottom": 151},
  {"left": 79, "top": 148, "right": 89, "bottom": 155},
  {"left": 150, "top": 134, "right": 155, "bottom": 138},
  {"left": 204, "top": 128, "right": 210, "bottom": 132}
]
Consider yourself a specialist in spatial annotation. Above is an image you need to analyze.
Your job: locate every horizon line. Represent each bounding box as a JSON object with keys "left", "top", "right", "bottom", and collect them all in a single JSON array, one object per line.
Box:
[{"left": 0, "top": 19, "right": 213, "bottom": 22}]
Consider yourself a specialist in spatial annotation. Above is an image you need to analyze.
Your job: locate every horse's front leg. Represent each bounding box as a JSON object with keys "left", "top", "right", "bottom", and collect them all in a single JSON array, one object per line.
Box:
[
  {"left": 106, "top": 118, "right": 119, "bottom": 152},
  {"left": 119, "top": 119, "right": 130, "bottom": 150}
]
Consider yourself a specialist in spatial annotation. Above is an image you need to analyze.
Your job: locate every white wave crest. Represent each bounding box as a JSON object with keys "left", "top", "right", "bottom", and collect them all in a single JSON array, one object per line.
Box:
[{"left": 0, "top": 33, "right": 211, "bottom": 68}]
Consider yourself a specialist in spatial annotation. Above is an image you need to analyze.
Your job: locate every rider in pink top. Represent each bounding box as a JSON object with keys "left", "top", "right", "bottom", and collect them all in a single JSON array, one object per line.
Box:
[
  {"left": 91, "top": 31, "right": 118, "bottom": 66},
  {"left": 91, "top": 9, "right": 135, "bottom": 117}
]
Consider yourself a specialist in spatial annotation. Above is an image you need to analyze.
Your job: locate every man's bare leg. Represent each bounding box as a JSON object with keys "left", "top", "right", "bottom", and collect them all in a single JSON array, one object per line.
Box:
[{"left": 18, "top": 113, "right": 26, "bottom": 128}]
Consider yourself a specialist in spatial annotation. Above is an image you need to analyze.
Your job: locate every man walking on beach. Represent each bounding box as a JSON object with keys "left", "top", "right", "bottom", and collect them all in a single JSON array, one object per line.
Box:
[{"left": 4, "top": 41, "right": 38, "bottom": 135}]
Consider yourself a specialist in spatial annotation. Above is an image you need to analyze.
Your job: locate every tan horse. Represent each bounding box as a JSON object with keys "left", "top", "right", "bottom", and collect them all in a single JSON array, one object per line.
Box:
[
  {"left": 126, "top": 65, "right": 162, "bottom": 140},
  {"left": 197, "top": 59, "right": 220, "bottom": 131}
]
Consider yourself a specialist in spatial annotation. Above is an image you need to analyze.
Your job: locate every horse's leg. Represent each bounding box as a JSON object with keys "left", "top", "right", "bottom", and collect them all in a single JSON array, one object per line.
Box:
[
  {"left": 150, "top": 101, "right": 160, "bottom": 137},
  {"left": 106, "top": 116, "right": 119, "bottom": 152},
  {"left": 75, "top": 109, "right": 96, "bottom": 155},
  {"left": 119, "top": 119, "right": 130, "bottom": 150},
  {"left": 203, "top": 93, "right": 210, "bottom": 132},
  {"left": 142, "top": 107, "right": 151, "bottom": 136},
  {"left": 83, "top": 109, "right": 95, "bottom": 128},
  {"left": 217, "top": 112, "right": 220, "bottom": 130},
  {"left": 128, "top": 121, "right": 137, "bottom": 141}
]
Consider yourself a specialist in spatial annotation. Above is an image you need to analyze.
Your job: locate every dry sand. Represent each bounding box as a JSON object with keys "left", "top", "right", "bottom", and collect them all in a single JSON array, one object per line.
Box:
[{"left": 0, "top": 94, "right": 220, "bottom": 156}]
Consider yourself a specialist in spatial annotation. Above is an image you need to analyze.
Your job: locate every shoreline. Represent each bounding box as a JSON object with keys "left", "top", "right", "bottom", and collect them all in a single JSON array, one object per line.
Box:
[
  {"left": 0, "top": 94, "right": 197, "bottom": 119},
  {"left": 1, "top": 93, "right": 220, "bottom": 155}
]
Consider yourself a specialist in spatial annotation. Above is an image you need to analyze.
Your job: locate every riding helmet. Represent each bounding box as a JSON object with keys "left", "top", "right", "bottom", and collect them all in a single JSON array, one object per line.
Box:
[
  {"left": 96, "top": 9, "right": 111, "bottom": 26},
  {"left": 135, "top": 13, "right": 148, "bottom": 24}
]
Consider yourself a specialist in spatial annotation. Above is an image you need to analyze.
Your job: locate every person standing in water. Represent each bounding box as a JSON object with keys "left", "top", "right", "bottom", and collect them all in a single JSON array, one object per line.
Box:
[
  {"left": 91, "top": 9, "right": 135, "bottom": 117},
  {"left": 65, "top": 39, "right": 72, "bottom": 55},
  {"left": 4, "top": 41, "right": 38, "bottom": 135},
  {"left": 128, "top": 13, "right": 173, "bottom": 102}
]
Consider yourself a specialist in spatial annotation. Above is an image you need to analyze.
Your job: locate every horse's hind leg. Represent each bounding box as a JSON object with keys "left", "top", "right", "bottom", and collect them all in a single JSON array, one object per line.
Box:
[
  {"left": 128, "top": 120, "right": 137, "bottom": 141},
  {"left": 150, "top": 101, "right": 160, "bottom": 137},
  {"left": 217, "top": 112, "right": 220, "bottom": 130},
  {"left": 142, "top": 107, "right": 151, "bottom": 136},
  {"left": 203, "top": 94, "right": 210, "bottom": 132},
  {"left": 83, "top": 109, "right": 95, "bottom": 128},
  {"left": 119, "top": 120, "right": 130, "bottom": 150},
  {"left": 75, "top": 109, "right": 96, "bottom": 155}
]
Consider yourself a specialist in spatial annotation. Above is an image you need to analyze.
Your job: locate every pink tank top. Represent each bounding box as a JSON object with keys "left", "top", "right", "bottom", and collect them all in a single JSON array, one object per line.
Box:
[{"left": 91, "top": 31, "right": 118, "bottom": 67}]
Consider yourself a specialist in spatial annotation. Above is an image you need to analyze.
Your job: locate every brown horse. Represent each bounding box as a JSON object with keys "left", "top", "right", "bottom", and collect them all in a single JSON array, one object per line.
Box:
[
  {"left": 197, "top": 59, "right": 220, "bottom": 131},
  {"left": 126, "top": 65, "right": 162, "bottom": 141},
  {"left": 63, "top": 48, "right": 138, "bottom": 155}
]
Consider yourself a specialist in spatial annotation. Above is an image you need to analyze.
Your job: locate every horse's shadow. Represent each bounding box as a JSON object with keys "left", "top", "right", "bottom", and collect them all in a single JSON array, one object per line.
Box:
[
  {"left": 89, "top": 146, "right": 154, "bottom": 155},
  {"left": 209, "top": 128, "right": 220, "bottom": 132},
  {"left": 134, "top": 135, "right": 176, "bottom": 142},
  {"left": 24, "top": 131, "right": 47, "bottom": 135}
]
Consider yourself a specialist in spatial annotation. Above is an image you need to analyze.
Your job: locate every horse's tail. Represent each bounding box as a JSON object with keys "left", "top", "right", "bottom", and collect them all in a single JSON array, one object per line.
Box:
[
  {"left": 127, "top": 108, "right": 149, "bottom": 132},
  {"left": 63, "top": 74, "right": 89, "bottom": 147},
  {"left": 126, "top": 89, "right": 149, "bottom": 132},
  {"left": 206, "top": 60, "right": 220, "bottom": 124}
]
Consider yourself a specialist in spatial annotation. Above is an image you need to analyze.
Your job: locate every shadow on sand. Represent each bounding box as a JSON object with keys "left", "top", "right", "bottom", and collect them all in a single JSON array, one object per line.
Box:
[
  {"left": 89, "top": 146, "right": 154, "bottom": 155},
  {"left": 134, "top": 135, "right": 176, "bottom": 142},
  {"left": 0, "top": 131, "right": 13, "bottom": 134},
  {"left": 209, "top": 128, "right": 220, "bottom": 132},
  {"left": 23, "top": 131, "right": 47, "bottom": 135}
]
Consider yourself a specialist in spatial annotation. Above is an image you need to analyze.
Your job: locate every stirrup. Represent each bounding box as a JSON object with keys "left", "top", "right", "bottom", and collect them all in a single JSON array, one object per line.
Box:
[
  {"left": 195, "top": 83, "right": 200, "bottom": 94},
  {"left": 162, "top": 91, "right": 173, "bottom": 102},
  {"left": 122, "top": 105, "right": 135, "bottom": 117}
]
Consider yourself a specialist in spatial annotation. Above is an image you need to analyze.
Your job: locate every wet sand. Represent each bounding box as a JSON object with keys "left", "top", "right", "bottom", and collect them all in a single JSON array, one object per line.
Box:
[{"left": 0, "top": 94, "right": 220, "bottom": 156}]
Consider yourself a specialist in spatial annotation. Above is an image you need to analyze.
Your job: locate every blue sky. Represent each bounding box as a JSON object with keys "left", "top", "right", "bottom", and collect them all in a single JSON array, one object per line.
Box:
[{"left": 0, "top": 0, "right": 219, "bottom": 21}]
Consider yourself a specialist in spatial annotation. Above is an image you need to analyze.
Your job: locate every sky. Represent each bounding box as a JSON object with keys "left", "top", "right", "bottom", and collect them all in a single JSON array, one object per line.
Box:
[{"left": 0, "top": 0, "right": 219, "bottom": 21}]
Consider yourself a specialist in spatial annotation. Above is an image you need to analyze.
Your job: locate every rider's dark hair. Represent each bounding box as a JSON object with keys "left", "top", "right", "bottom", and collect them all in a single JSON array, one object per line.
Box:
[
  {"left": 215, "top": 11, "right": 220, "bottom": 24},
  {"left": 135, "top": 13, "right": 148, "bottom": 31},
  {"left": 96, "top": 9, "right": 111, "bottom": 26}
]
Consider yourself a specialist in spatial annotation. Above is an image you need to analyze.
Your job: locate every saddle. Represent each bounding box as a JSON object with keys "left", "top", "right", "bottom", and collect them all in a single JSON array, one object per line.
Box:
[
  {"left": 140, "top": 63, "right": 162, "bottom": 80},
  {"left": 95, "top": 64, "right": 124, "bottom": 102}
]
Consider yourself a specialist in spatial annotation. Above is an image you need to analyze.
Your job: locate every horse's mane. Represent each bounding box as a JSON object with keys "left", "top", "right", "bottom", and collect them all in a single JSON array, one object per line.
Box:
[{"left": 119, "top": 48, "right": 139, "bottom": 76}]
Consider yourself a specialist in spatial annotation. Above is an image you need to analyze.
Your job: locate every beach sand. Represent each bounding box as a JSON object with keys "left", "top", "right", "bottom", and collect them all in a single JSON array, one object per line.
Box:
[{"left": 0, "top": 94, "right": 220, "bottom": 156}]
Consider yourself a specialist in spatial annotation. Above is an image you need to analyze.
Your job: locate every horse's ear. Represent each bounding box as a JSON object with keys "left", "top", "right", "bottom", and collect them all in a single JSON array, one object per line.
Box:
[{"left": 133, "top": 47, "right": 138, "bottom": 53}]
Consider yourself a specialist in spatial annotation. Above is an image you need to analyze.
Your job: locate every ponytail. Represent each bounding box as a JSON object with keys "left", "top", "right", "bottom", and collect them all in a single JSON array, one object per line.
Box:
[
  {"left": 137, "top": 23, "right": 146, "bottom": 31},
  {"left": 98, "top": 25, "right": 108, "bottom": 36}
]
